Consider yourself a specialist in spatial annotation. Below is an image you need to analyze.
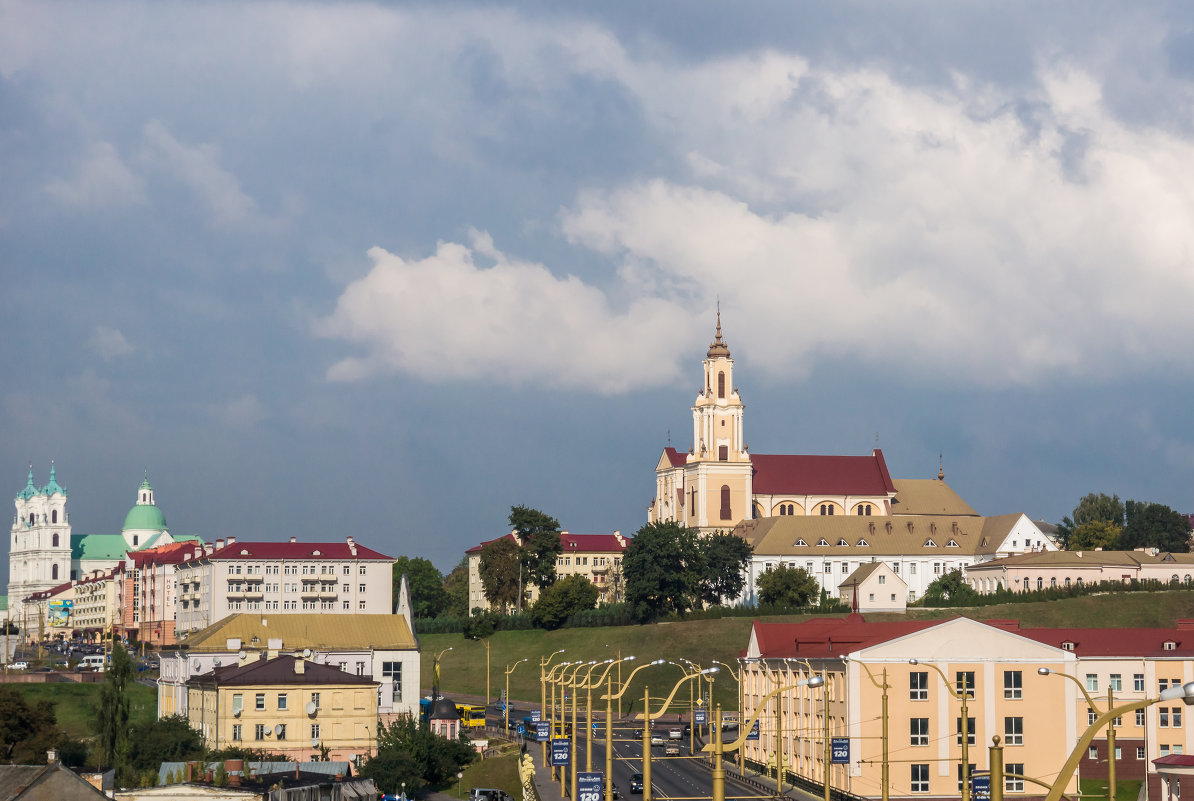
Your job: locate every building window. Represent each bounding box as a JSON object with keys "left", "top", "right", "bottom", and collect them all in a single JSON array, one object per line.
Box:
[
  {"left": 276, "top": 724, "right": 286, "bottom": 740},
  {"left": 720, "top": 485, "right": 732, "bottom": 520},
  {"left": 910, "top": 718, "right": 928, "bottom": 746},
  {"left": 1137, "top": 747, "right": 1146, "bottom": 760},
  {"left": 1110, "top": 674, "right": 1122, "bottom": 692},
  {"left": 1137, "top": 709, "right": 1146, "bottom": 726},
  {"left": 359, "top": 583, "right": 366, "bottom": 593},
  {"left": 1005, "top": 764, "right": 1024, "bottom": 792},
  {"left": 879, "top": 575, "right": 886, "bottom": 585},
  {"left": 911, "top": 765, "right": 929, "bottom": 793},
  {"left": 232, "top": 724, "right": 242, "bottom": 741},
  {"left": 957, "top": 717, "right": 975, "bottom": 746},
  {"left": 1135, "top": 674, "right": 1146, "bottom": 692},
  {"left": 1004, "top": 671, "right": 1023, "bottom": 699},
  {"left": 824, "top": 562, "right": 831, "bottom": 574},
  {"left": 255, "top": 724, "right": 266, "bottom": 741},
  {"left": 311, "top": 692, "right": 321, "bottom": 709},
  {"left": 1086, "top": 674, "right": 1099, "bottom": 692},
  {"left": 52, "top": 532, "right": 59, "bottom": 546},
  {"left": 717, "top": 371, "right": 725, "bottom": 398},
  {"left": 1161, "top": 708, "right": 1170, "bottom": 727},
  {"left": 311, "top": 723, "right": 321, "bottom": 740},
  {"left": 360, "top": 565, "right": 367, "bottom": 575},
  {"left": 1089, "top": 746, "right": 1099, "bottom": 759},
  {"left": 383, "top": 661, "right": 402, "bottom": 700},
  {"left": 957, "top": 764, "right": 976, "bottom": 792},
  {"left": 51, "top": 564, "right": 58, "bottom": 580},
  {"left": 277, "top": 694, "right": 288, "bottom": 710},
  {"left": 1175, "top": 707, "right": 1184, "bottom": 728},
  {"left": 910, "top": 672, "right": 928, "bottom": 700},
  {"left": 1004, "top": 717, "right": 1023, "bottom": 745},
  {"left": 956, "top": 671, "right": 976, "bottom": 699},
  {"left": 719, "top": 445, "right": 728, "bottom": 461},
  {"left": 255, "top": 693, "right": 266, "bottom": 711},
  {"left": 1089, "top": 708, "right": 1098, "bottom": 725}
]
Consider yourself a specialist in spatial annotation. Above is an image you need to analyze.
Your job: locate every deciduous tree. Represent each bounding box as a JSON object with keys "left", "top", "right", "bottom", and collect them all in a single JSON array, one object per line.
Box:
[
  {"left": 1122, "top": 501, "right": 1193, "bottom": 553},
  {"left": 442, "top": 557, "right": 470, "bottom": 617},
  {"left": 531, "top": 574, "right": 599, "bottom": 629},
  {"left": 479, "top": 537, "right": 522, "bottom": 613},
  {"left": 757, "top": 564, "right": 820, "bottom": 607},
  {"left": 1059, "top": 493, "right": 1125, "bottom": 548},
  {"left": 697, "top": 532, "right": 753, "bottom": 605},
  {"left": 1067, "top": 520, "right": 1123, "bottom": 551},
  {"left": 95, "top": 642, "right": 133, "bottom": 772},
  {"left": 126, "top": 715, "right": 204, "bottom": 775},
  {"left": 623, "top": 521, "right": 704, "bottom": 621},
  {"left": 391, "top": 556, "right": 449, "bottom": 618},
  {"left": 510, "top": 505, "right": 562, "bottom": 589},
  {"left": 922, "top": 569, "right": 979, "bottom": 606}
]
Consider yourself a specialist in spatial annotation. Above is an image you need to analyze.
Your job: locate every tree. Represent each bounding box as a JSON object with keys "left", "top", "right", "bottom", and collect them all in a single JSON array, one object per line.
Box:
[
  {"left": 392, "top": 557, "right": 449, "bottom": 619},
  {"left": 757, "top": 565, "right": 820, "bottom": 607},
  {"left": 363, "top": 715, "right": 474, "bottom": 791},
  {"left": 442, "top": 557, "right": 470, "bottom": 617},
  {"left": 922, "top": 569, "right": 979, "bottom": 606},
  {"left": 1059, "top": 493, "right": 1125, "bottom": 549},
  {"left": 358, "top": 747, "right": 423, "bottom": 795},
  {"left": 479, "top": 538, "right": 522, "bottom": 613},
  {"left": 125, "top": 715, "right": 204, "bottom": 775},
  {"left": 510, "top": 506, "right": 562, "bottom": 589},
  {"left": 531, "top": 574, "right": 599, "bottom": 630},
  {"left": 95, "top": 642, "right": 133, "bottom": 771},
  {"left": 623, "top": 521, "right": 704, "bottom": 622},
  {"left": 697, "top": 532, "right": 753, "bottom": 605},
  {"left": 1067, "top": 520, "right": 1123, "bottom": 551},
  {"left": 1122, "top": 501, "right": 1193, "bottom": 553},
  {"left": 0, "top": 687, "right": 61, "bottom": 763}
]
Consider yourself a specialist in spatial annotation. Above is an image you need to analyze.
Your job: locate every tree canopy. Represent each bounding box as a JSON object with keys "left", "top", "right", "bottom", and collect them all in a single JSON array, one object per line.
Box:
[
  {"left": 1058, "top": 493, "right": 1124, "bottom": 548},
  {"left": 623, "top": 521, "right": 705, "bottom": 621},
  {"left": 698, "top": 531, "right": 754, "bottom": 605},
  {"left": 360, "top": 715, "right": 475, "bottom": 794},
  {"left": 531, "top": 574, "right": 599, "bottom": 630},
  {"left": 1122, "top": 500, "right": 1192, "bottom": 553},
  {"left": 921, "top": 569, "right": 979, "bottom": 606},
  {"left": 125, "top": 715, "right": 204, "bottom": 775},
  {"left": 510, "top": 505, "right": 562, "bottom": 589},
  {"left": 757, "top": 564, "right": 820, "bottom": 607},
  {"left": 392, "top": 556, "right": 449, "bottom": 618},
  {"left": 1067, "top": 519, "right": 1123, "bottom": 551},
  {"left": 442, "top": 557, "right": 470, "bottom": 617},
  {"left": 479, "top": 537, "right": 522, "bottom": 613},
  {"left": 95, "top": 642, "right": 133, "bottom": 772}
]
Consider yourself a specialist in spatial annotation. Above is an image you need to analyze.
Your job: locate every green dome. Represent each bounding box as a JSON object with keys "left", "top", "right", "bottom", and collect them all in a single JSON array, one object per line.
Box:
[{"left": 123, "top": 504, "right": 168, "bottom": 532}]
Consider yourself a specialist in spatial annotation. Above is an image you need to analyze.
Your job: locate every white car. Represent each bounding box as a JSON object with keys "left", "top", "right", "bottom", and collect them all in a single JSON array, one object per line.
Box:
[{"left": 10, "top": 661, "right": 29, "bottom": 670}]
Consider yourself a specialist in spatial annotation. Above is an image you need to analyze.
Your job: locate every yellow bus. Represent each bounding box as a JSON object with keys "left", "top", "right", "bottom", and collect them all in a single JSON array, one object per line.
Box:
[{"left": 456, "top": 703, "right": 488, "bottom": 728}]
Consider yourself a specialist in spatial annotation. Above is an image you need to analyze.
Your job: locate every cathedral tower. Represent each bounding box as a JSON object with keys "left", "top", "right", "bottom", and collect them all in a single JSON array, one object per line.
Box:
[{"left": 8, "top": 465, "right": 72, "bottom": 621}]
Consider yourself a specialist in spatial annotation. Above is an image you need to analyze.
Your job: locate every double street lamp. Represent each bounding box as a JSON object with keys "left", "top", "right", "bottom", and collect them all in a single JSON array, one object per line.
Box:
[
  {"left": 538, "top": 651, "right": 567, "bottom": 766},
  {"left": 601, "top": 659, "right": 666, "bottom": 801},
  {"left": 634, "top": 666, "right": 720, "bottom": 801}
]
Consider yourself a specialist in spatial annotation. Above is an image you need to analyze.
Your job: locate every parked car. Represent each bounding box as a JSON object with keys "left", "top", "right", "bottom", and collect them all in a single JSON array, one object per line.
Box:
[
  {"left": 9, "top": 661, "right": 28, "bottom": 670},
  {"left": 629, "top": 774, "right": 643, "bottom": 794}
]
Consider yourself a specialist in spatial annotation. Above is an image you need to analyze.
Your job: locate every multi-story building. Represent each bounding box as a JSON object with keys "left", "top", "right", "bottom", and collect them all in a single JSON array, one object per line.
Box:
[
  {"left": 161, "top": 579, "right": 419, "bottom": 721},
  {"left": 741, "top": 615, "right": 1194, "bottom": 801},
  {"left": 186, "top": 653, "right": 379, "bottom": 764},
  {"left": 965, "top": 549, "right": 1194, "bottom": 594},
  {"left": 175, "top": 536, "right": 394, "bottom": 635},
  {"left": 72, "top": 567, "right": 123, "bottom": 640},
  {"left": 121, "top": 541, "right": 194, "bottom": 646},
  {"left": 465, "top": 530, "right": 628, "bottom": 614}
]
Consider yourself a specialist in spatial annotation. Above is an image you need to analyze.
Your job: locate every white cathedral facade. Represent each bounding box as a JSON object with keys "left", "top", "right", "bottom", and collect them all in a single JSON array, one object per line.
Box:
[{"left": 7, "top": 466, "right": 181, "bottom": 621}]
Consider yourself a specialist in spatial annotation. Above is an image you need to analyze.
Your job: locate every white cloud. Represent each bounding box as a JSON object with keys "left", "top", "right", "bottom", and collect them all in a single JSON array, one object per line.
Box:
[
  {"left": 316, "top": 230, "right": 692, "bottom": 393},
  {"left": 140, "top": 120, "right": 260, "bottom": 227},
  {"left": 45, "top": 141, "right": 144, "bottom": 207},
  {"left": 215, "top": 394, "right": 268, "bottom": 428},
  {"left": 89, "top": 325, "right": 134, "bottom": 361}
]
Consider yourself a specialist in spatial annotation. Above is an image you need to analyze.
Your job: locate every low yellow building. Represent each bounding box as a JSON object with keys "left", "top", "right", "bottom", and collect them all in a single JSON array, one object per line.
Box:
[{"left": 186, "top": 654, "right": 379, "bottom": 764}]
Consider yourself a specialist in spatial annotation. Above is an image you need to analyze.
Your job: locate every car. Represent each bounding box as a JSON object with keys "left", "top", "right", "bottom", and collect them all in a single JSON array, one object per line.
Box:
[
  {"left": 650, "top": 734, "right": 665, "bottom": 747},
  {"left": 9, "top": 661, "right": 28, "bottom": 670},
  {"left": 664, "top": 743, "right": 680, "bottom": 756},
  {"left": 629, "top": 774, "right": 643, "bottom": 794},
  {"left": 668, "top": 727, "right": 683, "bottom": 740}
]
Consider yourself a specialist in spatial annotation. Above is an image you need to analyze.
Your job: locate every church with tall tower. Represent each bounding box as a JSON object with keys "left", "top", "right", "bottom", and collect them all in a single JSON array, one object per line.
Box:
[{"left": 649, "top": 315, "right": 902, "bottom": 535}]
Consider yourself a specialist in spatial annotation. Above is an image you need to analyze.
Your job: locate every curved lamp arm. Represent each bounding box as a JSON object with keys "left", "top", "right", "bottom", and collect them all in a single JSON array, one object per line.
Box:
[
  {"left": 587, "top": 656, "right": 634, "bottom": 689},
  {"left": 701, "top": 675, "right": 825, "bottom": 754},
  {"left": 601, "top": 659, "right": 667, "bottom": 700},
  {"left": 635, "top": 667, "right": 719, "bottom": 721},
  {"left": 909, "top": 659, "right": 963, "bottom": 700},
  {"left": 1038, "top": 667, "right": 1099, "bottom": 709}
]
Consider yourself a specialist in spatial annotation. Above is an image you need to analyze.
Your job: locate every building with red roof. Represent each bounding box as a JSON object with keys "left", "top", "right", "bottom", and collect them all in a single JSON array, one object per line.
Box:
[{"left": 740, "top": 615, "right": 1194, "bottom": 801}]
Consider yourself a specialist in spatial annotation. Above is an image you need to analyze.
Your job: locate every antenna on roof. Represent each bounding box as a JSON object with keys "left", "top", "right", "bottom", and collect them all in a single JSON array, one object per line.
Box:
[{"left": 667, "top": 428, "right": 671, "bottom": 444}]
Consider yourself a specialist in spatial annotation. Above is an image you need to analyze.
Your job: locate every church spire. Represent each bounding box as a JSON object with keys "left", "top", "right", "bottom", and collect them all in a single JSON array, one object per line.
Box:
[
  {"left": 937, "top": 454, "right": 945, "bottom": 481},
  {"left": 42, "top": 462, "right": 66, "bottom": 496},
  {"left": 18, "top": 465, "right": 36, "bottom": 501},
  {"left": 706, "top": 310, "right": 730, "bottom": 358}
]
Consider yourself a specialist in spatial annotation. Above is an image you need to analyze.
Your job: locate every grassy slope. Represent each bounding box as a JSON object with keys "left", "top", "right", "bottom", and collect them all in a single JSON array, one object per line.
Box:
[
  {"left": 6, "top": 681, "right": 157, "bottom": 740},
  {"left": 422, "top": 590, "right": 1194, "bottom": 710}
]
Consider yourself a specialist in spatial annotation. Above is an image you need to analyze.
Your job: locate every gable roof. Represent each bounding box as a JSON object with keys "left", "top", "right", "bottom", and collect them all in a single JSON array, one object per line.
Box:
[
  {"left": 890, "top": 479, "right": 978, "bottom": 516},
  {"left": 750, "top": 449, "right": 896, "bottom": 496},
  {"left": 559, "top": 532, "right": 626, "bottom": 552},
  {"left": 660, "top": 447, "right": 688, "bottom": 468},
  {"left": 748, "top": 615, "right": 937, "bottom": 660},
  {"left": 736, "top": 515, "right": 995, "bottom": 557},
  {"left": 465, "top": 532, "right": 520, "bottom": 555},
  {"left": 839, "top": 562, "right": 906, "bottom": 590},
  {"left": 183, "top": 613, "right": 416, "bottom": 652},
  {"left": 0, "top": 762, "right": 110, "bottom": 801},
  {"left": 189, "top": 653, "right": 377, "bottom": 688}
]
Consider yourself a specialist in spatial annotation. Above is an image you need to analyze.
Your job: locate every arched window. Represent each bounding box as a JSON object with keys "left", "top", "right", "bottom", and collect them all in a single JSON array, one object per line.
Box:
[
  {"left": 52, "top": 533, "right": 59, "bottom": 547},
  {"left": 1050, "top": 577, "right": 1056, "bottom": 587},
  {"left": 856, "top": 506, "right": 864, "bottom": 515},
  {"left": 52, "top": 564, "right": 58, "bottom": 580},
  {"left": 51, "top": 509, "right": 57, "bottom": 524},
  {"left": 719, "top": 485, "right": 732, "bottom": 520},
  {"left": 787, "top": 504, "right": 795, "bottom": 515},
  {"left": 717, "top": 372, "right": 726, "bottom": 399},
  {"left": 1075, "top": 577, "right": 1084, "bottom": 587},
  {"left": 1023, "top": 578, "right": 1029, "bottom": 591},
  {"left": 1037, "top": 577, "right": 1043, "bottom": 590},
  {"left": 820, "top": 504, "right": 828, "bottom": 515},
  {"left": 1065, "top": 577, "right": 1071, "bottom": 588}
]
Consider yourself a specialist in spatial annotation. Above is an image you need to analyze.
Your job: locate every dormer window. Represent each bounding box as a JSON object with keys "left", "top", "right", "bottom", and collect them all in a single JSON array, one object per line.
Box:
[
  {"left": 1062, "top": 642, "right": 1075, "bottom": 651},
  {"left": 817, "top": 538, "right": 830, "bottom": 546},
  {"left": 946, "top": 540, "right": 959, "bottom": 548},
  {"left": 1164, "top": 641, "right": 1178, "bottom": 651},
  {"left": 924, "top": 539, "right": 937, "bottom": 547},
  {"left": 837, "top": 538, "right": 849, "bottom": 546},
  {"left": 856, "top": 539, "right": 869, "bottom": 547},
  {"left": 795, "top": 539, "right": 807, "bottom": 547}
]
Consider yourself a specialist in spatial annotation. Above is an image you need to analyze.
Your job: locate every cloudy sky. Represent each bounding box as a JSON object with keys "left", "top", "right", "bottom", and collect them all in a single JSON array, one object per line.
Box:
[{"left": 3, "top": 1, "right": 1194, "bottom": 580}]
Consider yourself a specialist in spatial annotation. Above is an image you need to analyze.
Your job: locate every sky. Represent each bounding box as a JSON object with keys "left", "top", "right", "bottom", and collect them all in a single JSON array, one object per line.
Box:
[{"left": 3, "top": 1, "right": 1194, "bottom": 580}]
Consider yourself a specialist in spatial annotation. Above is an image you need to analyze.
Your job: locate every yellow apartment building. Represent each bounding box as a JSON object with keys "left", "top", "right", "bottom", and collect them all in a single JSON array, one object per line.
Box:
[{"left": 186, "top": 653, "right": 379, "bottom": 765}]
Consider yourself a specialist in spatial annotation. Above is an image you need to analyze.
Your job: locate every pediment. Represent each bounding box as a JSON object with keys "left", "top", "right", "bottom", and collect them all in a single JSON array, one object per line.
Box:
[{"left": 853, "top": 617, "right": 1075, "bottom": 662}]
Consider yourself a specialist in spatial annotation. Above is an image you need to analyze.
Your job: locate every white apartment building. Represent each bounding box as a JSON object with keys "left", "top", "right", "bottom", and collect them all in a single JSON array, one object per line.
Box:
[{"left": 175, "top": 536, "right": 394, "bottom": 635}]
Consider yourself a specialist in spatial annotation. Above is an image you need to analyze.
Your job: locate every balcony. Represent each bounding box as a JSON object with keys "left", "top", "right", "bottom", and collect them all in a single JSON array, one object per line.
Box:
[
  {"left": 300, "top": 575, "right": 321, "bottom": 584},
  {"left": 318, "top": 590, "right": 339, "bottom": 600},
  {"left": 243, "top": 586, "right": 264, "bottom": 599},
  {"left": 300, "top": 588, "right": 321, "bottom": 599},
  {"left": 226, "top": 590, "right": 244, "bottom": 600}
]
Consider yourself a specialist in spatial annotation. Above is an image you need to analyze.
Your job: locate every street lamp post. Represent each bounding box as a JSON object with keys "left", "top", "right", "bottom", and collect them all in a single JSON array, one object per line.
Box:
[
  {"left": 563, "top": 662, "right": 593, "bottom": 795},
  {"left": 571, "top": 661, "right": 604, "bottom": 801},
  {"left": 432, "top": 646, "right": 454, "bottom": 698},
  {"left": 585, "top": 658, "right": 629, "bottom": 772},
  {"left": 505, "top": 658, "right": 529, "bottom": 733},
  {"left": 545, "top": 661, "right": 573, "bottom": 771},
  {"left": 601, "top": 659, "right": 666, "bottom": 801},
  {"left": 911, "top": 659, "right": 970, "bottom": 801},
  {"left": 842, "top": 657, "right": 889, "bottom": 801},
  {"left": 701, "top": 675, "right": 826, "bottom": 801},
  {"left": 540, "top": 650, "right": 566, "bottom": 766},
  {"left": 1038, "top": 667, "right": 1117, "bottom": 801},
  {"left": 635, "top": 666, "right": 720, "bottom": 801}
]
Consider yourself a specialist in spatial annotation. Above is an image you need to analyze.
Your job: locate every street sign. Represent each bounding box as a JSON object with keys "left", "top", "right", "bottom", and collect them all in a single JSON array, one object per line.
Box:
[
  {"left": 577, "top": 772, "right": 603, "bottom": 801},
  {"left": 593, "top": 722, "right": 599, "bottom": 732},
  {"left": 694, "top": 708, "right": 707, "bottom": 725},
  {"left": 972, "top": 775, "right": 991, "bottom": 801},
  {"left": 746, "top": 720, "right": 760, "bottom": 740},
  {"left": 830, "top": 737, "right": 850, "bottom": 764},
  {"left": 536, "top": 721, "right": 550, "bottom": 741},
  {"left": 551, "top": 738, "right": 571, "bottom": 766},
  {"left": 531, "top": 710, "right": 541, "bottom": 723}
]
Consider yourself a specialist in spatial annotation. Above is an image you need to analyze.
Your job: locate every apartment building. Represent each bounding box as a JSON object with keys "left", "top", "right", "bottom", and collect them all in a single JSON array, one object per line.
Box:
[
  {"left": 175, "top": 536, "right": 393, "bottom": 635},
  {"left": 965, "top": 550, "right": 1194, "bottom": 594}
]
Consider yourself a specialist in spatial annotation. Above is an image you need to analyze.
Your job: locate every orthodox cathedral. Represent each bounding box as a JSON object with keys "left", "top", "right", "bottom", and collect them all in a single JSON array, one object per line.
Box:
[{"left": 7, "top": 466, "right": 198, "bottom": 620}]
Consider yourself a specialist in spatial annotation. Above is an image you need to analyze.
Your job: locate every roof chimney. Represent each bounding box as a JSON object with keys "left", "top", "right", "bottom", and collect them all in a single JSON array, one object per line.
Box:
[
  {"left": 227, "top": 536, "right": 236, "bottom": 545},
  {"left": 346, "top": 536, "right": 357, "bottom": 556},
  {"left": 46, "top": 749, "right": 58, "bottom": 764},
  {"left": 290, "top": 536, "right": 297, "bottom": 543},
  {"left": 216, "top": 539, "right": 224, "bottom": 550},
  {"left": 294, "top": 658, "right": 305, "bottom": 674}
]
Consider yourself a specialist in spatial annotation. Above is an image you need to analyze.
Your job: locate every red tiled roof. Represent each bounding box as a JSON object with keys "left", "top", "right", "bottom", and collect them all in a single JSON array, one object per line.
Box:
[
  {"left": 1017, "top": 625, "right": 1194, "bottom": 657},
  {"left": 205, "top": 541, "right": 392, "bottom": 561},
  {"left": 465, "top": 532, "right": 520, "bottom": 554},
  {"left": 560, "top": 533, "right": 626, "bottom": 552},
  {"left": 750, "top": 615, "right": 939, "bottom": 659},
  {"left": 1154, "top": 755, "right": 1194, "bottom": 767},
  {"left": 662, "top": 447, "right": 687, "bottom": 468},
  {"left": 751, "top": 449, "right": 896, "bottom": 496},
  {"left": 189, "top": 654, "right": 378, "bottom": 687},
  {"left": 128, "top": 541, "right": 196, "bottom": 566}
]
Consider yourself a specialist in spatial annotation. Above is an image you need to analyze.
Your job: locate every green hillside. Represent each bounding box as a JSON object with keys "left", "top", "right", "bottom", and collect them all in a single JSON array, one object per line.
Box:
[{"left": 423, "top": 589, "right": 1194, "bottom": 712}]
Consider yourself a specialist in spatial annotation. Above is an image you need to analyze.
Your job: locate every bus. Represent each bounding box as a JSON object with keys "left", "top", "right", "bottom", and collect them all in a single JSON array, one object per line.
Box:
[{"left": 456, "top": 703, "right": 488, "bottom": 728}]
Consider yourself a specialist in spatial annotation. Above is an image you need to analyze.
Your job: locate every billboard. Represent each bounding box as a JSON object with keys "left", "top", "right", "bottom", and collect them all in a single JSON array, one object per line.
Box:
[{"left": 48, "top": 600, "right": 72, "bottom": 627}]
